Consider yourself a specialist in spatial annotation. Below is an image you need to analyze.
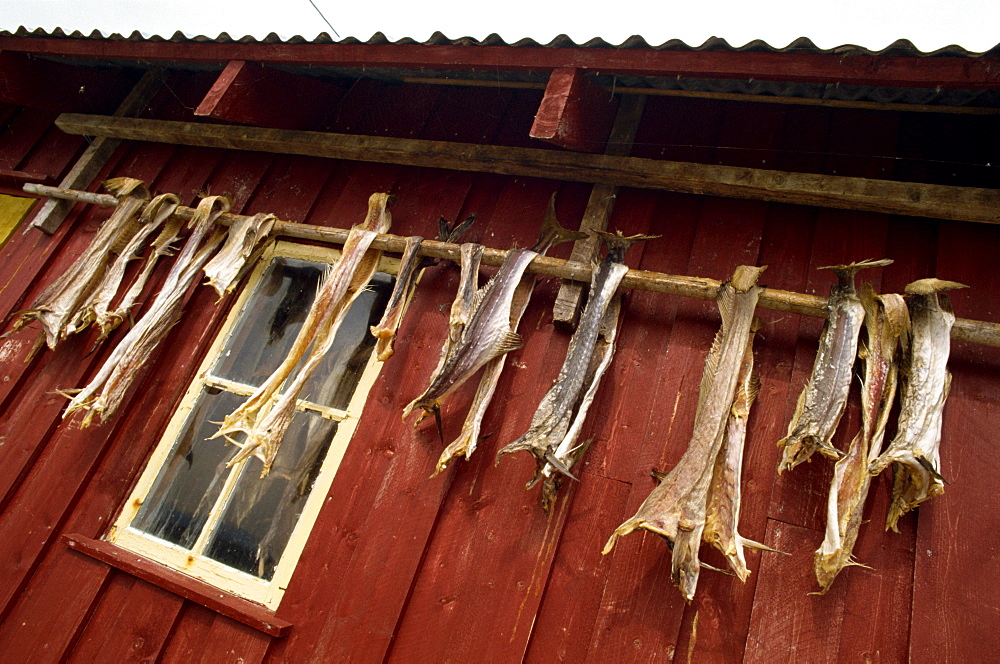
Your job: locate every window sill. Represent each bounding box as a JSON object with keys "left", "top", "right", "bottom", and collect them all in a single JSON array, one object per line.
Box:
[{"left": 63, "top": 533, "right": 292, "bottom": 638}]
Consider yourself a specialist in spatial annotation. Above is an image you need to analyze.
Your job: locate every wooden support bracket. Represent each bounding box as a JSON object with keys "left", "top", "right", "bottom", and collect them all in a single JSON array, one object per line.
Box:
[
  {"left": 552, "top": 94, "right": 645, "bottom": 329},
  {"left": 530, "top": 68, "right": 618, "bottom": 152},
  {"left": 29, "top": 68, "right": 164, "bottom": 234},
  {"left": 196, "top": 60, "right": 346, "bottom": 130}
]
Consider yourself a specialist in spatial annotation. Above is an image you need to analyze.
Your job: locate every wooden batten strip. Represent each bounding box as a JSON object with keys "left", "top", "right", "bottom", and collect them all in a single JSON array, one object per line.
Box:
[
  {"left": 23, "top": 182, "right": 1000, "bottom": 348},
  {"left": 53, "top": 113, "right": 1000, "bottom": 225},
  {"left": 30, "top": 70, "right": 165, "bottom": 234},
  {"left": 551, "top": 93, "right": 645, "bottom": 329}
]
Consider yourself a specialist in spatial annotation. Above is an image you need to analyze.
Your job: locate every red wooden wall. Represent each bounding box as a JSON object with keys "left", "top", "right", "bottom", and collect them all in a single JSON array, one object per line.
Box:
[{"left": 0, "top": 64, "right": 997, "bottom": 663}]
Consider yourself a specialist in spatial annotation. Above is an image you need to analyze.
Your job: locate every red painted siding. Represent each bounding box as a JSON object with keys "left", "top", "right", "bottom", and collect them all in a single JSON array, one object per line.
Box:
[{"left": 0, "top": 63, "right": 997, "bottom": 663}]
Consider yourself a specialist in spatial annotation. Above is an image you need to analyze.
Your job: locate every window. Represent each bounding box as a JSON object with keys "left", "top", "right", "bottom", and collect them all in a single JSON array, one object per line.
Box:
[{"left": 109, "top": 240, "right": 395, "bottom": 609}]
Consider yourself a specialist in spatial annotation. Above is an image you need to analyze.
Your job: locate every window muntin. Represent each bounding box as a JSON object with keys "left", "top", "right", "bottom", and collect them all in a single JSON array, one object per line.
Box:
[{"left": 110, "top": 241, "right": 395, "bottom": 608}]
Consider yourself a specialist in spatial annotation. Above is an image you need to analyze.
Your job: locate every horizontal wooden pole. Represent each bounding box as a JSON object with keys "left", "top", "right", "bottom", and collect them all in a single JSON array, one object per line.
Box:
[
  {"left": 23, "top": 182, "right": 1000, "bottom": 348},
  {"left": 55, "top": 114, "right": 1000, "bottom": 225}
]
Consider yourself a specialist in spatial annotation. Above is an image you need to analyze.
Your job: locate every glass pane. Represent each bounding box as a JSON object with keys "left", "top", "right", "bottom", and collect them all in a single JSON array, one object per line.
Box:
[
  {"left": 299, "top": 272, "right": 394, "bottom": 410},
  {"left": 132, "top": 390, "right": 247, "bottom": 549},
  {"left": 213, "top": 257, "right": 325, "bottom": 387},
  {"left": 204, "top": 412, "right": 338, "bottom": 579}
]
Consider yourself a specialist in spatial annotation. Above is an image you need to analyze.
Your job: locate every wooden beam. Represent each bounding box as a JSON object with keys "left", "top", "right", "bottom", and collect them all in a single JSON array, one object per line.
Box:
[
  {"left": 24, "top": 182, "right": 1000, "bottom": 349},
  {"left": 195, "top": 60, "right": 346, "bottom": 130},
  {"left": 3, "top": 36, "right": 1000, "bottom": 89},
  {"left": 551, "top": 94, "right": 645, "bottom": 328},
  {"left": 530, "top": 68, "right": 617, "bottom": 152},
  {"left": 402, "top": 76, "right": 1000, "bottom": 115},
  {"left": 54, "top": 113, "right": 1000, "bottom": 225},
  {"left": 29, "top": 69, "right": 164, "bottom": 234},
  {"left": 0, "top": 51, "right": 135, "bottom": 112}
]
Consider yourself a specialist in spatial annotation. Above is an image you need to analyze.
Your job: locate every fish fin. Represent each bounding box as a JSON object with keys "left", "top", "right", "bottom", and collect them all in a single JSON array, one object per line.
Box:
[
  {"left": 740, "top": 537, "right": 788, "bottom": 555},
  {"left": 544, "top": 451, "right": 579, "bottom": 481},
  {"left": 699, "top": 560, "right": 737, "bottom": 577},
  {"left": 492, "top": 330, "right": 523, "bottom": 357},
  {"left": 651, "top": 468, "right": 668, "bottom": 483},
  {"left": 916, "top": 455, "right": 949, "bottom": 484}
]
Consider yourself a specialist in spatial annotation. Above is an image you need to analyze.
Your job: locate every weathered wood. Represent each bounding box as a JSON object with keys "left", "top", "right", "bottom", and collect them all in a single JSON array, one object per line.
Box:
[
  {"left": 54, "top": 113, "right": 1000, "bottom": 225},
  {"left": 195, "top": 60, "right": 346, "bottom": 130},
  {"left": 5, "top": 36, "right": 1000, "bottom": 88},
  {"left": 24, "top": 182, "right": 1000, "bottom": 348},
  {"left": 63, "top": 516, "right": 291, "bottom": 638},
  {"left": 551, "top": 94, "right": 644, "bottom": 329},
  {"left": 30, "top": 69, "right": 164, "bottom": 234},
  {"left": 530, "top": 68, "right": 617, "bottom": 152}
]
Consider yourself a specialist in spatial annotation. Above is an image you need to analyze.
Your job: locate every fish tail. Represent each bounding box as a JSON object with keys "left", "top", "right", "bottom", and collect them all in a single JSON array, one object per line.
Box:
[
  {"left": 593, "top": 230, "right": 660, "bottom": 263},
  {"left": 819, "top": 258, "right": 893, "bottom": 287},
  {"left": 904, "top": 278, "right": 968, "bottom": 296},
  {"left": 531, "top": 194, "right": 588, "bottom": 253}
]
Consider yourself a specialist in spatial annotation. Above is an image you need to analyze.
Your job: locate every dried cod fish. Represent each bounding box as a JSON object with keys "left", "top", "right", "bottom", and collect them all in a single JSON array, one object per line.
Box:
[
  {"left": 404, "top": 196, "right": 585, "bottom": 470},
  {"left": 777, "top": 259, "right": 893, "bottom": 472},
  {"left": 701, "top": 316, "right": 768, "bottom": 582},
  {"left": 814, "top": 285, "right": 909, "bottom": 592},
  {"left": 497, "top": 231, "right": 655, "bottom": 507},
  {"left": 868, "top": 278, "right": 966, "bottom": 532},
  {"left": 603, "top": 265, "right": 766, "bottom": 601},
  {"left": 203, "top": 211, "right": 276, "bottom": 297},
  {"left": 62, "top": 195, "right": 231, "bottom": 426},
  {"left": 216, "top": 193, "right": 393, "bottom": 475},
  {"left": 370, "top": 235, "right": 424, "bottom": 361},
  {"left": 7, "top": 178, "right": 150, "bottom": 348},
  {"left": 92, "top": 193, "right": 182, "bottom": 341},
  {"left": 369, "top": 215, "right": 475, "bottom": 362}
]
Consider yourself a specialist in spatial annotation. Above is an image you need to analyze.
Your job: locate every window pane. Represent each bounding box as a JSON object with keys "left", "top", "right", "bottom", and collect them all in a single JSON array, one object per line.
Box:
[
  {"left": 213, "top": 257, "right": 324, "bottom": 387},
  {"left": 132, "top": 389, "right": 247, "bottom": 549},
  {"left": 204, "top": 412, "right": 338, "bottom": 579},
  {"left": 299, "top": 272, "right": 394, "bottom": 410}
]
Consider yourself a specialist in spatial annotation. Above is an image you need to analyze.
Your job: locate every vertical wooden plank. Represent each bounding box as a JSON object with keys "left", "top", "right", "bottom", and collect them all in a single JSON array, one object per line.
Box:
[
  {"left": 907, "top": 220, "right": 1000, "bottom": 662},
  {"left": 67, "top": 574, "right": 185, "bottom": 663}
]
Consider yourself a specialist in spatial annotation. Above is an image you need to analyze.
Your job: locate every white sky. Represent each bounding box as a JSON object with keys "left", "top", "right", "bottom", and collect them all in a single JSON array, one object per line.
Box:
[{"left": 2, "top": 0, "right": 999, "bottom": 53}]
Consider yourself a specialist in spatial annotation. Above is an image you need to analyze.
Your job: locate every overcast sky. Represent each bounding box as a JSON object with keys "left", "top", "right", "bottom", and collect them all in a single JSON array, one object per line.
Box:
[{"left": 3, "top": 0, "right": 999, "bottom": 52}]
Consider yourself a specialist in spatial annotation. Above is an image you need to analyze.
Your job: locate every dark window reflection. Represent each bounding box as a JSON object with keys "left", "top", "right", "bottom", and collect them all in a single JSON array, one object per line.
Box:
[{"left": 130, "top": 253, "right": 394, "bottom": 580}]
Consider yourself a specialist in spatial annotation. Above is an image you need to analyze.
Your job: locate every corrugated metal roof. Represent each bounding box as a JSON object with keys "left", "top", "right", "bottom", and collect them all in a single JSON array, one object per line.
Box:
[{"left": 3, "top": 26, "right": 999, "bottom": 58}]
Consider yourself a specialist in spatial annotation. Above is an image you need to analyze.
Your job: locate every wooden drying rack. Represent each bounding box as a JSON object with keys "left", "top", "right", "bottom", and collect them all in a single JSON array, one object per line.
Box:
[{"left": 22, "top": 183, "right": 1000, "bottom": 349}]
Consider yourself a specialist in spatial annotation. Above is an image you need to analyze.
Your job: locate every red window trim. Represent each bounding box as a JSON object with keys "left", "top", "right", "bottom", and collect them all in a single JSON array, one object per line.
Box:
[{"left": 63, "top": 533, "right": 293, "bottom": 638}]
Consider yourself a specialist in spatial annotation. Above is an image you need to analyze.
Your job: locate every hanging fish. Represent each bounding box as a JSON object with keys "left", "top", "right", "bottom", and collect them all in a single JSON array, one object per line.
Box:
[
  {"left": 814, "top": 285, "right": 909, "bottom": 592},
  {"left": 496, "top": 231, "right": 655, "bottom": 507},
  {"left": 702, "top": 316, "right": 777, "bottom": 582},
  {"left": 370, "top": 215, "right": 475, "bottom": 362},
  {"left": 6, "top": 178, "right": 150, "bottom": 349},
  {"left": 62, "top": 195, "right": 231, "bottom": 426},
  {"left": 91, "top": 193, "right": 182, "bottom": 341},
  {"left": 215, "top": 193, "right": 393, "bottom": 475},
  {"left": 603, "top": 265, "right": 766, "bottom": 601},
  {"left": 868, "top": 278, "right": 966, "bottom": 532},
  {"left": 777, "top": 258, "right": 893, "bottom": 472},
  {"left": 203, "top": 211, "right": 276, "bottom": 297},
  {"left": 404, "top": 195, "right": 585, "bottom": 455}
]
